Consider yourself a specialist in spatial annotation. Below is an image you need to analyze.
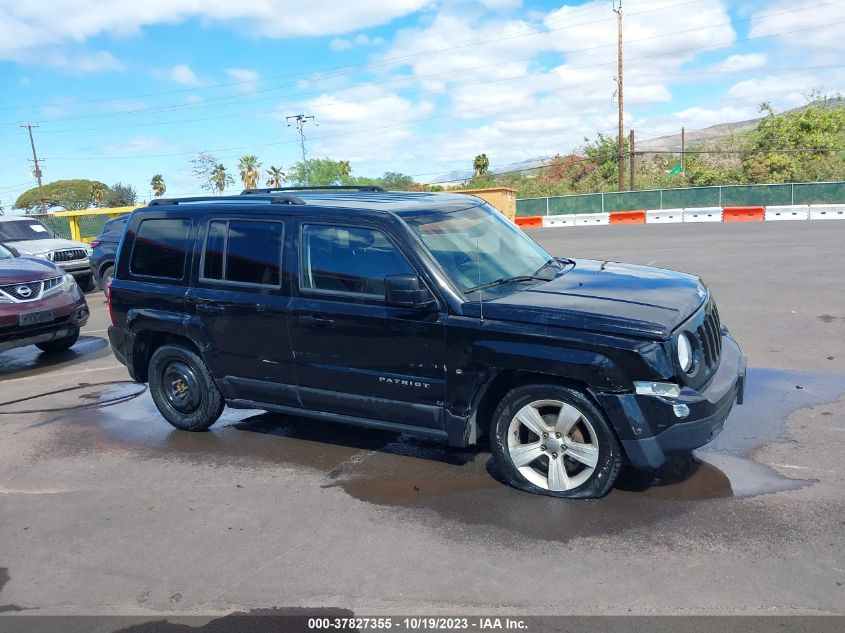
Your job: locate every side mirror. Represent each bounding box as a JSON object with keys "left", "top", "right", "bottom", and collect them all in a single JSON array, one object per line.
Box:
[{"left": 385, "top": 274, "right": 437, "bottom": 310}]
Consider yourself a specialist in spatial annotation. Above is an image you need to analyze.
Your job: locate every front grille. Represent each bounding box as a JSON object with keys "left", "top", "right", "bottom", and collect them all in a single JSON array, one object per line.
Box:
[
  {"left": 695, "top": 301, "right": 722, "bottom": 371},
  {"left": 53, "top": 249, "right": 87, "bottom": 262},
  {"left": 0, "top": 281, "right": 42, "bottom": 301}
]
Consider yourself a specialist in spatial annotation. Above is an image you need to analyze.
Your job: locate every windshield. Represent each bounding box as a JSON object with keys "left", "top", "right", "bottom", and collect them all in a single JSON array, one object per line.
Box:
[
  {"left": 404, "top": 203, "right": 552, "bottom": 293},
  {"left": 0, "top": 243, "right": 14, "bottom": 260},
  {"left": 0, "top": 219, "right": 53, "bottom": 242}
]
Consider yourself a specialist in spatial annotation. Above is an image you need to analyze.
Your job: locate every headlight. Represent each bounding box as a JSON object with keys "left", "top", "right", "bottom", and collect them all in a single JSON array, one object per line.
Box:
[
  {"left": 61, "top": 274, "right": 77, "bottom": 293},
  {"left": 677, "top": 332, "right": 694, "bottom": 373}
]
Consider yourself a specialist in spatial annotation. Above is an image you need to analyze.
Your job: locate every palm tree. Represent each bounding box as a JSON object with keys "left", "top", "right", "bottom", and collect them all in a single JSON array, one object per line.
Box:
[
  {"left": 150, "top": 174, "right": 166, "bottom": 197},
  {"left": 211, "top": 164, "right": 233, "bottom": 194},
  {"left": 266, "top": 166, "right": 285, "bottom": 188},
  {"left": 473, "top": 154, "right": 490, "bottom": 178},
  {"left": 339, "top": 160, "right": 351, "bottom": 179},
  {"left": 90, "top": 183, "right": 107, "bottom": 207},
  {"left": 238, "top": 155, "right": 261, "bottom": 190}
]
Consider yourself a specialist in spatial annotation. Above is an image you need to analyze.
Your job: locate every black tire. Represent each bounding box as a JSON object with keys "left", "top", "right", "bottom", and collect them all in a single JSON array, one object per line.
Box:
[
  {"left": 100, "top": 266, "right": 114, "bottom": 298},
  {"left": 35, "top": 327, "right": 80, "bottom": 354},
  {"left": 148, "top": 344, "right": 224, "bottom": 432},
  {"left": 490, "top": 383, "right": 623, "bottom": 499},
  {"left": 78, "top": 274, "right": 96, "bottom": 293}
]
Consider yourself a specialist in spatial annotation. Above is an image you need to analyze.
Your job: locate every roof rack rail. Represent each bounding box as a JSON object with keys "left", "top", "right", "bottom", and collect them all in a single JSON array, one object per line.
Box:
[
  {"left": 148, "top": 194, "right": 305, "bottom": 206},
  {"left": 241, "top": 185, "right": 386, "bottom": 194}
]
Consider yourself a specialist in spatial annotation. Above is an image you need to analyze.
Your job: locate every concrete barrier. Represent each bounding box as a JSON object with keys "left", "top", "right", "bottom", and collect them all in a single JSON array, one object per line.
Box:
[
  {"left": 809, "top": 204, "right": 845, "bottom": 220},
  {"left": 609, "top": 210, "right": 646, "bottom": 224},
  {"left": 515, "top": 216, "right": 543, "bottom": 229},
  {"left": 575, "top": 212, "right": 610, "bottom": 226},
  {"left": 765, "top": 205, "right": 809, "bottom": 221},
  {"left": 542, "top": 214, "right": 576, "bottom": 228},
  {"left": 645, "top": 209, "right": 684, "bottom": 224},
  {"left": 683, "top": 207, "right": 723, "bottom": 223},
  {"left": 723, "top": 206, "right": 765, "bottom": 222}
]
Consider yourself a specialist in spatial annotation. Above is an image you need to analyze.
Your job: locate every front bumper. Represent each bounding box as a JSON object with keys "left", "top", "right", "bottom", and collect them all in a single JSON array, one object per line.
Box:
[
  {"left": 597, "top": 332, "right": 746, "bottom": 470},
  {"left": 61, "top": 259, "right": 92, "bottom": 277},
  {"left": 0, "top": 293, "right": 89, "bottom": 353}
]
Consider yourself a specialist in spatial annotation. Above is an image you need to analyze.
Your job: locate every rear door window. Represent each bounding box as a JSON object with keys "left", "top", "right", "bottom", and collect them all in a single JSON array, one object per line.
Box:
[
  {"left": 201, "top": 219, "right": 284, "bottom": 287},
  {"left": 130, "top": 218, "right": 192, "bottom": 279}
]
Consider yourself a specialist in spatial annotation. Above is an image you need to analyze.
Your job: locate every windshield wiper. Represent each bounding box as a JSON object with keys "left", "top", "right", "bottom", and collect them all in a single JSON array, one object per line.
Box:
[
  {"left": 465, "top": 275, "right": 546, "bottom": 294},
  {"left": 533, "top": 256, "right": 575, "bottom": 276}
]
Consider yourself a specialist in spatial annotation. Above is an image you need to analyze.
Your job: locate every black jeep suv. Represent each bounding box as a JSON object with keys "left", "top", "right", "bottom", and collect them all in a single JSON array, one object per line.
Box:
[{"left": 107, "top": 187, "right": 745, "bottom": 498}]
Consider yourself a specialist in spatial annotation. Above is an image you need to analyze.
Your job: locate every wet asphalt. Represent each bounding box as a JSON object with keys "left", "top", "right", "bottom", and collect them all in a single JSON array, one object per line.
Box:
[{"left": 0, "top": 221, "right": 843, "bottom": 616}]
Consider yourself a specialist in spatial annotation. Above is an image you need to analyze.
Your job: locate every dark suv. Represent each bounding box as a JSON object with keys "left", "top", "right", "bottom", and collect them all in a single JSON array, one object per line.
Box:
[
  {"left": 107, "top": 187, "right": 745, "bottom": 498},
  {"left": 90, "top": 214, "right": 129, "bottom": 297}
]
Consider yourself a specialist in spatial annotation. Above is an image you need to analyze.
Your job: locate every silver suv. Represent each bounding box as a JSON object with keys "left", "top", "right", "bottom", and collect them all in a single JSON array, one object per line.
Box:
[{"left": 0, "top": 217, "right": 94, "bottom": 291}]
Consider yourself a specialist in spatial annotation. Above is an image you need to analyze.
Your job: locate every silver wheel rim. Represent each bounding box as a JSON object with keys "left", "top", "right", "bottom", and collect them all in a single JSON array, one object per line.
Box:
[{"left": 506, "top": 399, "right": 600, "bottom": 491}]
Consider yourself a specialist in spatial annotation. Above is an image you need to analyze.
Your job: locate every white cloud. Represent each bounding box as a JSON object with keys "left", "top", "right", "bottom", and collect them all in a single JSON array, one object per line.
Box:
[
  {"left": 0, "top": 1, "right": 429, "bottom": 61},
  {"left": 329, "top": 38, "right": 354, "bottom": 51},
  {"left": 100, "top": 136, "right": 183, "bottom": 157},
  {"left": 750, "top": 1, "right": 845, "bottom": 52},
  {"left": 367, "top": 0, "right": 734, "bottom": 168},
  {"left": 711, "top": 53, "right": 767, "bottom": 73},
  {"left": 330, "top": 33, "right": 386, "bottom": 51},
  {"left": 156, "top": 64, "right": 200, "bottom": 86},
  {"left": 5, "top": 48, "right": 123, "bottom": 73},
  {"left": 271, "top": 85, "right": 435, "bottom": 167},
  {"left": 225, "top": 67, "right": 260, "bottom": 92}
]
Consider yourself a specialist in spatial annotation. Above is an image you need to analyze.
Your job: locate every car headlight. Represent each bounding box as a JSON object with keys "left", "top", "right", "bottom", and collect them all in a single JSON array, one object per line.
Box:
[
  {"left": 61, "top": 274, "right": 77, "bottom": 293},
  {"left": 677, "top": 332, "right": 694, "bottom": 373}
]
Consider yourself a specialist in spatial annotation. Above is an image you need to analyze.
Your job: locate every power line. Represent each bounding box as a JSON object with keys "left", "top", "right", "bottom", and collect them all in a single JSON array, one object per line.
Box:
[
  {"left": 0, "top": 0, "right": 712, "bottom": 115},
  {"left": 3, "top": 1, "right": 835, "bottom": 129}
]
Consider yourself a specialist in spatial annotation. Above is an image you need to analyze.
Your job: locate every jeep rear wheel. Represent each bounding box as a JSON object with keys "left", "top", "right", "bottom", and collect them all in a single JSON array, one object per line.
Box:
[
  {"left": 491, "top": 384, "right": 622, "bottom": 499},
  {"left": 148, "top": 344, "right": 224, "bottom": 432}
]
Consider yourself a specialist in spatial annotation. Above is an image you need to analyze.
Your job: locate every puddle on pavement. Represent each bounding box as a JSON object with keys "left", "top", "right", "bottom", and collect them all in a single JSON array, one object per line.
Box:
[
  {"left": 0, "top": 336, "right": 109, "bottom": 380},
  {"left": 30, "top": 366, "right": 841, "bottom": 542}
]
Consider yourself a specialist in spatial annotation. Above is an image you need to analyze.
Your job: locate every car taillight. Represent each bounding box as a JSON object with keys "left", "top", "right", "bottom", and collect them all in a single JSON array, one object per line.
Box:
[
  {"left": 89, "top": 240, "right": 101, "bottom": 248},
  {"left": 107, "top": 277, "right": 115, "bottom": 325}
]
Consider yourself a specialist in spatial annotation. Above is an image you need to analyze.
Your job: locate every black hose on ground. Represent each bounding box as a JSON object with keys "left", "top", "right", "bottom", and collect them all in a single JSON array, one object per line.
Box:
[{"left": 0, "top": 380, "right": 147, "bottom": 414}]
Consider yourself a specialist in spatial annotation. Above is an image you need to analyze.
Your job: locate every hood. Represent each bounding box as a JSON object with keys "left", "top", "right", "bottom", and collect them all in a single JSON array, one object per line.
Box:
[
  {"left": 465, "top": 259, "right": 707, "bottom": 339},
  {"left": 7, "top": 238, "right": 90, "bottom": 256},
  {"left": 0, "top": 257, "right": 64, "bottom": 284}
]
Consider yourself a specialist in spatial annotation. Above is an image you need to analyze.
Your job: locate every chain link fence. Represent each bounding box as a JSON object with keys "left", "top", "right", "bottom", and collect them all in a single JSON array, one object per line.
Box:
[{"left": 515, "top": 181, "right": 845, "bottom": 216}]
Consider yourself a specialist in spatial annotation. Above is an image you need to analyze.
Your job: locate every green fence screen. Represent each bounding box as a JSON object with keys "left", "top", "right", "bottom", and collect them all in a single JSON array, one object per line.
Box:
[{"left": 516, "top": 181, "right": 845, "bottom": 216}]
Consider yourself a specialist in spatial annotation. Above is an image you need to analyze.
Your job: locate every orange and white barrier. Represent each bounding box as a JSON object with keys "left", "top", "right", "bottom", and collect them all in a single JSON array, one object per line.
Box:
[{"left": 519, "top": 203, "right": 845, "bottom": 229}]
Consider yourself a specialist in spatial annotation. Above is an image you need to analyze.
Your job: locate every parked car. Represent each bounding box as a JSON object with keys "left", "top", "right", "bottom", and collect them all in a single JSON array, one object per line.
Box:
[
  {"left": 90, "top": 214, "right": 129, "bottom": 297},
  {"left": 0, "top": 216, "right": 95, "bottom": 291},
  {"left": 0, "top": 241, "right": 90, "bottom": 354},
  {"left": 107, "top": 187, "right": 745, "bottom": 499}
]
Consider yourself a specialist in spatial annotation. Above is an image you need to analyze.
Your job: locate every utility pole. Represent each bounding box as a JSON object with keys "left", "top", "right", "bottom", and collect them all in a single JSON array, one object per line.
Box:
[
  {"left": 286, "top": 114, "right": 317, "bottom": 185},
  {"left": 680, "top": 126, "right": 686, "bottom": 176},
  {"left": 613, "top": 1, "right": 624, "bottom": 192},
  {"left": 21, "top": 123, "right": 47, "bottom": 214},
  {"left": 629, "top": 129, "right": 635, "bottom": 191}
]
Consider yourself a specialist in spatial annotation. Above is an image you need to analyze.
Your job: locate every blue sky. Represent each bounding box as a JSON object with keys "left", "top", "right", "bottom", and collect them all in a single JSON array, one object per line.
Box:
[{"left": 0, "top": 0, "right": 842, "bottom": 208}]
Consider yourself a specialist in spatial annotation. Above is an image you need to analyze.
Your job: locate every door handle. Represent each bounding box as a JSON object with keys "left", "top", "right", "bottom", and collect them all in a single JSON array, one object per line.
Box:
[
  {"left": 196, "top": 303, "right": 225, "bottom": 315},
  {"left": 298, "top": 314, "right": 335, "bottom": 328}
]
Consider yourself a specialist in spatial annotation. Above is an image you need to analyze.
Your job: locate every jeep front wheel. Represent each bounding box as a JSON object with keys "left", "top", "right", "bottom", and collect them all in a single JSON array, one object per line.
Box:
[
  {"left": 490, "top": 384, "right": 622, "bottom": 499},
  {"left": 148, "top": 344, "right": 224, "bottom": 431}
]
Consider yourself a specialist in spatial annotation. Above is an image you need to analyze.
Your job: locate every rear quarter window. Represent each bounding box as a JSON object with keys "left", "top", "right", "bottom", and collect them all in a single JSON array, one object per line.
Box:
[{"left": 129, "top": 218, "right": 192, "bottom": 279}]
